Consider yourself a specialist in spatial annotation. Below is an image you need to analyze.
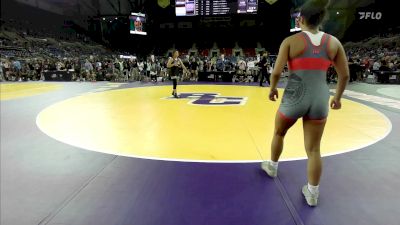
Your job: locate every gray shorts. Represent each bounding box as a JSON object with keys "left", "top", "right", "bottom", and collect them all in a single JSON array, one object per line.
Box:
[{"left": 278, "top": 73, "right": 330, "bottom": 122}]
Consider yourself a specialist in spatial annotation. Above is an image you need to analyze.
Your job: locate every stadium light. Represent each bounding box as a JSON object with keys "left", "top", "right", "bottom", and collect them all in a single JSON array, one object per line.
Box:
[{"left": 265, "top": 0, "right": 278, "bottom": 5}]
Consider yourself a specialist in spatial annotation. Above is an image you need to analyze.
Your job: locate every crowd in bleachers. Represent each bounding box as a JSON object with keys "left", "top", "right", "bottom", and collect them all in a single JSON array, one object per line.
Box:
[
  {"left": 341, "top": 34, "right": 400, "bottom": 83},
  {"left": 1, "top": 20, "right": 399, "bottom": 84},
  {"left": 0, "top": 22, "right": 274, "bottom": 83},
  {"left": 0, "top": 51, "right": 273, "bottom": 83}
]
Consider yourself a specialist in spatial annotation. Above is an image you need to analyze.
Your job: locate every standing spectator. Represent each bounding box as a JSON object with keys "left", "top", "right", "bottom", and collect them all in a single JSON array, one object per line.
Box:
[
  {"left": 234, "top": 58, "right": 247, "bottom": 82},
  {"left": 149, "top": 55, "right": 158, "bottom": 82},
  {"left": 13, "top": 59, "right": 22, "bottom": 81},
  {"left": 199, "top": 59, "right": 204, "bottom": 72},
  {"left": 20, "top": 63, "right": 30, "bottom": 81},
  {"left": 4, "top": 59, "right": 11, "bottom": 81},
  {"left": 83, "top": 59, "right": 94, "bottom": 81},
  {"left": 123, "top": 60, "right": 130, "bottom": 82},
  {"left": 96, "top": 60, "right": 102, "bottom": 72},
  {"left": 393, "top": 58, "right": 399, "bottom": 70},
  {"left": 348, "top": 58, "right": 357, "bottom": 82},
  {"left": 0, "top": 60, "right": 4, "bottom": 81},
  {"left": 378, "top": 60, "right": 390, "bottom": 83},
  {"left": 131, "top": 59, "right": 139, "bottom": 81},
  {"left": 74, "top": 59, "right": 81, "bottom": 81},
  {"left": 216, "top": 54, "right": 226, "bottom": 71},
  {"left": 327, "top": 65, "right": 337, "bottom": 83},
  {"left": 138, "top": 60, "right": 144, "bottom": 78},
  {"left": 258, "top": 51, "right": 271, "bottom": 86},
  {"left": 112, "top": 59, "right": 122, "bottom": 81},
  {"left": 189, "top": 57, "right": 199, "bottom": 81},
  {"left": 105, "top": 60, "right": 115, "bottom": 81},
  {"left": 373, "top": 60, "right": 381, "bottom": 71},
  {"left": 145, "top": 59, "right": 151, "bottom": 79},
  {"left": 388, "top": 60, "right": 394, "bottom": 70},
  {"left": 182, "top": 55, "right": 190, "bottom": 79}
]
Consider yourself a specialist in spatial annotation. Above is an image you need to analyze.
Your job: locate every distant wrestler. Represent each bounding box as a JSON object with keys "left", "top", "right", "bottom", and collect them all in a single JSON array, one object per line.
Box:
[
  {"left": 167, "top": 50, "right": 189, "bottom": 98},
  {"left": 261, "top": 0, "right": 349, "bottom": 206}
]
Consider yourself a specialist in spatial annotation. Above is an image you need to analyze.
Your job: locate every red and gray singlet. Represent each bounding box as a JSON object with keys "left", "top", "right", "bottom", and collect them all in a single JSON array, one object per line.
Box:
[{"left": 278, "top": 32, "right": 333, "bottom": 122}]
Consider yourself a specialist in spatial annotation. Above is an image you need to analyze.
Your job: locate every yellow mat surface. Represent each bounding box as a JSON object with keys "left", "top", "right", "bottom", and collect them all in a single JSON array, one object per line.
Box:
[
  {"left": 36, "top": 85, "right": 391, "bottom": 162},
  {"left": 1, "top": 83, "right": 62, "bottom": 100}
]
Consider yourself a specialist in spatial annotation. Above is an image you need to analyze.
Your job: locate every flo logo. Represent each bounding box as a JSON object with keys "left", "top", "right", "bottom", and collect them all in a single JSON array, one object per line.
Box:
[
  {"left": 165, "top": 93, "right": 247, "bottom": 106},
  {"left": 359, "top": 12, "right": 382, "bottom": 20}
]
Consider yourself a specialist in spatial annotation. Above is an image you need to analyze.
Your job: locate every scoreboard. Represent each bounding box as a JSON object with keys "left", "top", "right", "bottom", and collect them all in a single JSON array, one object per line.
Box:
[{"left": 176, "top": 0, "right": 258, "bottom": 16}]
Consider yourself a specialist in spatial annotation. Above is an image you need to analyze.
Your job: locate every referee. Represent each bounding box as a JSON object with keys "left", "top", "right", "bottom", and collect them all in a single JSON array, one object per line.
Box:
[{"left": 258, "top": 51, "right": 271, "bottom": 86}]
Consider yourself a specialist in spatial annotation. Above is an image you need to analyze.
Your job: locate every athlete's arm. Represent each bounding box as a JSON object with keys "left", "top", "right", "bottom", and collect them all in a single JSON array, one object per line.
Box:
[
  {"left": 269, "top": 38, "right": 290, "bottom": 101},
  {"left": 167, "top": 58, "right": 174, "bottom": 68},
  {"left": 331, "top": 37, "right": 350, "bottom": 109}
]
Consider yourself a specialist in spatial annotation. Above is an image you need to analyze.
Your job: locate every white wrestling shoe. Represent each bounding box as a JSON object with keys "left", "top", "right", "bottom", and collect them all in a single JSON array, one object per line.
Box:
[
  {"left": 261, "top": 161, "right": 277, "bottom": 178},
  {"left": 302, "top": 185, "right": 319, "bottom": 207}
]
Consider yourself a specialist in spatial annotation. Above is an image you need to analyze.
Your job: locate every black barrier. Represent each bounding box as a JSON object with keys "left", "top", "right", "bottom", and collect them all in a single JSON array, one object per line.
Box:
[
  {"left": 198, "top": 71, "right": 235, "bottom": 82},
  {"left": 43, "top": 70, "right": 73, "bottom": 81},
  {"left": 372, "top": 70, "right": 400, "bottom": 84}
]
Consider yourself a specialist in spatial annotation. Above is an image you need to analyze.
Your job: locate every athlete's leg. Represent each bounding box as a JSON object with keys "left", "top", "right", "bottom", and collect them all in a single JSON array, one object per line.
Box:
[
  {"left": 172, "top": 79, "right": 177, "bottom": 92},
  {"left": 262, "top": 112, "right": 296, "bottom": 177},
  {"left": 302, "top": 118, "right": 327, "bottom": 186},
  {"left": 259, "top": 71, "right": 265, "bottom": 86},
  {"left": 172, "top": 78, "right": 178, "bottom": 97},
  {"left": 271, "top": 112, "right": 297, "bottom": 162}
]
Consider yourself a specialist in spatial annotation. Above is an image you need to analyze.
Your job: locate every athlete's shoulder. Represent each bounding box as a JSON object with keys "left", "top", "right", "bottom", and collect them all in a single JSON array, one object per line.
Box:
[
  {"left": 283, "top": 32, "right": 305, "bottom": 43},
  {"left": 279, "top": 35, "right": 294, "bottom": 48},
  {"left": 328, "top": 34, "right": 340, "bottom": 44},
  {"left": 324, "top": 33, "right": 342, "bottom": 49},
  {"left": 320, "top": 32, "right": 337, "bottom": 42},
  {"left": 291, "top": 31, "right": 305, "bottom": 38}
]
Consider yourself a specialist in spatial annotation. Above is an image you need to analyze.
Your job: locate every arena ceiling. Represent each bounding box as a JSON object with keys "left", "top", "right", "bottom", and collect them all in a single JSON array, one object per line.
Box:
[
  {"left": 10, "top": 0, "right": 395, "bottom": 41},
  {"left": 14, "top": 0, "right": 376, "bottom": 17}
]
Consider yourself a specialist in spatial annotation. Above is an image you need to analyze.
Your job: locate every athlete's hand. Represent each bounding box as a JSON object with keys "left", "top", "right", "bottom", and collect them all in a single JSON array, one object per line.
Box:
[
  {"left": 330, "top": 98, "right": 342, "bottom": 109},
  {"left": 269, "top": 88, "right": 278, "bottom": 101}
]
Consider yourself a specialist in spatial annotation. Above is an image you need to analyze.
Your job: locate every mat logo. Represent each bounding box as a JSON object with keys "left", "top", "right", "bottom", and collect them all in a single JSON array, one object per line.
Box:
[
  {"left": 359, "top": 12, "right": 382, "bottom": 20},
  {"left": 168, "top": 93, "right": 247, "bottom": 106}
]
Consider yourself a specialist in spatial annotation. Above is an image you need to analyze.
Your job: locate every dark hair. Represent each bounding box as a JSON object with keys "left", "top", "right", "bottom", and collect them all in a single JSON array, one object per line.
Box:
[{"left": 300, "top": 0, "right": 330, "bottom": 29}]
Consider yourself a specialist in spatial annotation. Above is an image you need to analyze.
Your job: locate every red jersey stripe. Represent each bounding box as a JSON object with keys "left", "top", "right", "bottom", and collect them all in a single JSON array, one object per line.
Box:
[
  {"left": 288, "top": 58, "right": 332, "bottom": 71},
  {"left": 278, "top": 111, "right": 297, "bottom": 123}
]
